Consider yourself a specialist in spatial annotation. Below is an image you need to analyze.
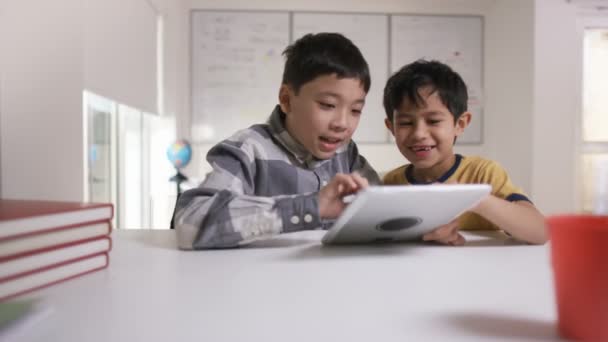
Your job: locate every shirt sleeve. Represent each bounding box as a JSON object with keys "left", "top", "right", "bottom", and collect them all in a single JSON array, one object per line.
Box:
[
  {"left": 172, "top": 140, "right": 322, "bottom": 249},
  {"left": 476, "top": 159, "right": 532, "bottom": 203}
]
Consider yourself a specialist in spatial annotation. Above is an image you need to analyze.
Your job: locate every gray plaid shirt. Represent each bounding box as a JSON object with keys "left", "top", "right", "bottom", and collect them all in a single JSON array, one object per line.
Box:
[{"left": 173, "top": 106, "right": 380, "bottom": 249}]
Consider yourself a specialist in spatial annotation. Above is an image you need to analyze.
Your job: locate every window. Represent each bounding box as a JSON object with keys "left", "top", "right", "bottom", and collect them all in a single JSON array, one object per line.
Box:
[
  {"left": 581, "top": 28, "right": 608, "bottom": 213},
  {"left": 85, "top": 92, "right": 117, "bottom": 226},
  {"left": 84, "top": 91, "right": 175, "bottom": 229}
]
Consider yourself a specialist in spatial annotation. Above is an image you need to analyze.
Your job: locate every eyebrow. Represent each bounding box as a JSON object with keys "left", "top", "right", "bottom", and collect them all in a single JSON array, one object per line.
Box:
[
  {"left": 394, "top": 112, "right": 413, "bottom": 119},
  {"left": 318, "top": 92, "right": 366, "bottom": 105},
  {"left": 394, "top": 110, "right": 446, "bottom": 118}
]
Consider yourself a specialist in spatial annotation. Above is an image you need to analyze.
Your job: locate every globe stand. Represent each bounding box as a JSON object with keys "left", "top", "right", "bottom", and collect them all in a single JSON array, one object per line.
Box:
[
  {"left": 167, "top": 139, "right": 192, "bottom": 230},
  {"left": 169, "top": 169, "right": 188, "bottom": 197}
]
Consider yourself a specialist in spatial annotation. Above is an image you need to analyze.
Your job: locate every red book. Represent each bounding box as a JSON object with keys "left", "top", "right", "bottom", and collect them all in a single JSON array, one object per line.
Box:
[
  {"left": 0, "top": 252, "right": 109, "bottom": 301},
  {"left": 0, "top": 220, "right": 112, "bottom": 260},
  {"left": 0, "top": 199, "right": 114, "bottom": 241},
  {"left": 0, "top": 237, "right": 112, "bottom": 282}
]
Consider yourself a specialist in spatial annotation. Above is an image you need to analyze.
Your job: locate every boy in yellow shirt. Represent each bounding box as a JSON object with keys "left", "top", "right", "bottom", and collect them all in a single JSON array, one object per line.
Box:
[{"left": 382, "top": 60, "right": 546, "bottom": 245}]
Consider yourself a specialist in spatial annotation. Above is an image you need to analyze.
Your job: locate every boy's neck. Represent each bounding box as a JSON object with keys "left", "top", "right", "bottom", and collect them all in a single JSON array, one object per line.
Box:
[{"left": 408, "top": 154, "right": 460, "bottom": 184}]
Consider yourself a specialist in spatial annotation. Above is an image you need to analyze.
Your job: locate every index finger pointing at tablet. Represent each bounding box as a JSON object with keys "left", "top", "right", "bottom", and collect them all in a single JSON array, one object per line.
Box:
[{"left": 352, "top": 172, "right": 369, "bottom": 189}]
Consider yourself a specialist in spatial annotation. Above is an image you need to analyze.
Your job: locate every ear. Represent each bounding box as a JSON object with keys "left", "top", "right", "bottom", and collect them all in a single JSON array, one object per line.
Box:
[
  {"left": 455, "top": 112, "right": 472, "bottom": 136},
  {"left": 278, "top": 84, "right": 292, "bottom": 113},
  {"left": 384, "top": 118, "right": 395, "bottom": 137}
]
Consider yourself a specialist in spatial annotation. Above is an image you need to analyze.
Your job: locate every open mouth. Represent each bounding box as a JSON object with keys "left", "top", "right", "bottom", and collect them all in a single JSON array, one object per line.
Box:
[
  {"left": 319, "top": 136, "right": 343, "bottom": 152},
  {"left": 410, "top": 145, "right": 434, "bottom": 152},
  {"left": 320, "top": 136, "right": 342, "bottom": 144},
  {"left": 409, "top": 145, "right": 435, "bottom": 157}
]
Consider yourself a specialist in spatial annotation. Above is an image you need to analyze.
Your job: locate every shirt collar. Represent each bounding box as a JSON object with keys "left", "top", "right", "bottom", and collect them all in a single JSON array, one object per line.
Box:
[{"left": 405, "top": 154, "right": 463, "bottom": 184}]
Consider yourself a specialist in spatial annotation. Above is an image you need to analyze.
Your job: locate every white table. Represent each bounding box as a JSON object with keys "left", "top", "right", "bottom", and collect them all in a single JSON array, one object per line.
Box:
[{"left": 11, "top": 230, "right": 562, "bottom": 341}]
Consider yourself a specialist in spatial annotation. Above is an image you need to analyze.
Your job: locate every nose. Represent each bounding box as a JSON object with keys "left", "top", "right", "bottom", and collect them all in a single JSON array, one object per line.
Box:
[
  {"left": 412, "top": 121, "right": 429, "bottom": 140},
  {"left": 329, "top": 108, "right": 349, "bottom": 132}
]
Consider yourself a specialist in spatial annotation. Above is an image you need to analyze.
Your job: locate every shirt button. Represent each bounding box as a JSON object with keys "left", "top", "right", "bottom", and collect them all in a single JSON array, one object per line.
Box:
[
  {"left": 304, "top": 214, "right": 313, "bottom": 223},
  {"left": 290, "top": 216, "right": 300, "bottom": 224},
  {"left": 321, "top": 180, "right": 328, "bottom": 187}
]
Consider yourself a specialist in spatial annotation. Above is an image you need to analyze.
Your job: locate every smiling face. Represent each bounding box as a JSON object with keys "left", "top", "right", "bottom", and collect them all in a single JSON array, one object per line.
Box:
[
  {"left": 385, "top": 86, "right": 471, "bottom": 181},
  {"left": 279, "top": 74, "right": 367, "bottom": 160}
]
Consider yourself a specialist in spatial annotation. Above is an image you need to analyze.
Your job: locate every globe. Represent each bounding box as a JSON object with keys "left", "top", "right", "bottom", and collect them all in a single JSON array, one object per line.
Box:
[{"left": 167, "top": 139, "right": 192, "bottom": 169}]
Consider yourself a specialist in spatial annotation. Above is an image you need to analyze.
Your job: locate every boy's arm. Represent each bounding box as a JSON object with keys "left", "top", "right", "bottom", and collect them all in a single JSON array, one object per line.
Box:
[
  {"left": 173, "top": 142, "right": 322, "bottom": 249},
  {"left": 470, "top": 197, "right": 547, "bottom": 244},
  {"left": 424, "top": 159, "right": 547, "bottom": 245},
  {"left": 468, "top": 159, "right": 547, "bottom": 244},
  {"left": 422, "top": 195, "right": 546, "bottom": 246}
]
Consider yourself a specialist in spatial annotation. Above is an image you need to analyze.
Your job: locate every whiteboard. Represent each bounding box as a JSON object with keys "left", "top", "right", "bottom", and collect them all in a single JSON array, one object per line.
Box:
[
  {"left": 191, "top": 11, "right": 289, "bottom": 142},
  {"left": 190, "top": 11, "right": 484, "bottom": 145},
  {"left": 391, "top": 15, "right": 484, "bottom": 144},
  {"left": 293, "top": 13, "right": 389, "bottom": 143}
]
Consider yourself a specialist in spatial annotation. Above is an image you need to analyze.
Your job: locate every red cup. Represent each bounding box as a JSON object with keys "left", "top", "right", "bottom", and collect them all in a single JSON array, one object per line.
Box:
[{"left": 547, "top": 215, "right": 608, "bottom": 341}]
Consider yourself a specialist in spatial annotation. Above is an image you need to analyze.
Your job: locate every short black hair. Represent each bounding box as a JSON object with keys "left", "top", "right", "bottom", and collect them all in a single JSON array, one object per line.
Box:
[
  {"left": 282, "top": 33, "right": 371, "bottom": 94},
  {"left": 383, "top": 60, "right": 468, "bottom": 122}
]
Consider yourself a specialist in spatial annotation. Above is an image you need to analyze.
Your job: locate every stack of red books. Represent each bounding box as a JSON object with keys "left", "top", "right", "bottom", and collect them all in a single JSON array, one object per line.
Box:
[{"left": 0, "top": 199, "right": 114, "bottom": 301}]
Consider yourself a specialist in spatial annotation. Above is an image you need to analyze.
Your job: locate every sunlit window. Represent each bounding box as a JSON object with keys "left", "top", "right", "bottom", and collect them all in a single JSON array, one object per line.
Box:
[
  {"left": 84, "top": 91, "right": 175, "bottom": 229},
  {"left": 581, "top": 29, "right": 608, "bottom": 213}
]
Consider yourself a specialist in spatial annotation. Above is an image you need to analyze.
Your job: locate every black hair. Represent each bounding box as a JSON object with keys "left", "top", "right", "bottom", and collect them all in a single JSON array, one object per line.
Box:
[
  {"left": 282, "top": 33, "right": 370, "bottom": 94},
  {"left": 383, "top": 60, "right": 468, "bottom": 122}
]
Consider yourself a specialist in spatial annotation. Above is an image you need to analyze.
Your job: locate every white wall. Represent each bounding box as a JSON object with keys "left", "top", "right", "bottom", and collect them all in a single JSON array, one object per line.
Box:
[
  {"left": 0, "top": 0, "right": 85, "bottom": 201},
  {"left": 153, "top": 0, "right": 188, "bottom": 119},
  {"left": 0, "top": 0, "right": 162, "bottom": 202},
  {"left": 484, "top": 0, "right": 535, "bottom": 192},
  {"left": 532, "top": 0, "right": 579, "bottom": 214},
  {"left": 84, "top": 0, "right": 158, "bottom": 114},
  {"left": 0, "top": 1, "right": 4, "bottom": 196}
]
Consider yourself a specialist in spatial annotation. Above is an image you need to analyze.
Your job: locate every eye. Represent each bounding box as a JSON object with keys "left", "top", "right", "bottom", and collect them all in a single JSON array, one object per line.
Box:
[
  {"left": 351, "top": 108, "right": 362, "bottom": 116},
  {"left": 397, "top": 121, "right": 413, "bottom": 127},
  {"left": 318, "top": 101, "right": 335, "bottom": 110},
  {"left": 428, "top": 119, "right": 442, "bottom": 125}
]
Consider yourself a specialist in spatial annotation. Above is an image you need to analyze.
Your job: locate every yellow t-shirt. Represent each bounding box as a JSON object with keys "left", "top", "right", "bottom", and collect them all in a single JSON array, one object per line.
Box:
[{"left": 382, "top": 154, "right": 531, "bottom": 231}]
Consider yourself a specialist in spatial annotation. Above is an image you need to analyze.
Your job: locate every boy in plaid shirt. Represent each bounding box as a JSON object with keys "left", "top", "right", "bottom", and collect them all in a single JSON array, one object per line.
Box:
[{"left": 173, "top": 33, "right": 380, "bottom": 249}]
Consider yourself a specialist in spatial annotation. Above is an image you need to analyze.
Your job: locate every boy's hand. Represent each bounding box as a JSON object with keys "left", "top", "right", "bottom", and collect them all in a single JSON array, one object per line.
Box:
[
  {"left": 422, "top": 218, "right": 465, "bottom": 246},
  {"left": 319, "top": 173, "right": 369, "bottom": 219}
]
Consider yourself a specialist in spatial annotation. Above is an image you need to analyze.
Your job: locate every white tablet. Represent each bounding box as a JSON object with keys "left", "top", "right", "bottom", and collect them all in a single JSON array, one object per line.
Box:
[{"left": 321, "top": 184, "right": 491, "bottom": 245}]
